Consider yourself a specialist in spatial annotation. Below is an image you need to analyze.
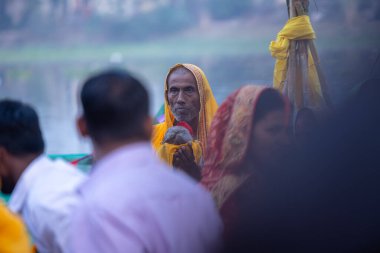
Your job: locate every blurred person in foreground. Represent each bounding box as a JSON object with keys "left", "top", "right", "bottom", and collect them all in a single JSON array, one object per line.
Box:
[
  {"left": 275, "top": 78, "right": 380, "bottom": 252},
  {"left": 294, "top": 78, "right": 380, "bottom": 251},
  {"left": 0, "top": 99, "right": 87, "bottom": 253},
  {"left": 71, "top": 69, "right": 222, "bottom": 253},
  {"left": 152, "top": 64, "right": 218, "bottom": 180},
  {"left": 201, "top": 85, "right": 291, "bottom": 251},
  {"left": 0, "top": 201, "right": 32, "bottom": 253}
]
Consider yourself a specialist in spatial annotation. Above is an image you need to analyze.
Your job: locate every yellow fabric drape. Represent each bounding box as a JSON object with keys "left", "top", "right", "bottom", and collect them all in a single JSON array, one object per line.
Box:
[
  {"left": 269, "top": 15, "right": 324, "bottom": 109},
  {"left": 152, "top": 64, "right": 218, "bottom": 153},
  {"left": 0, "top": 202, "right": 32, "bottom": 253},
  {"left": 157, "top": 141, "right": 202, "bottom": 167}
]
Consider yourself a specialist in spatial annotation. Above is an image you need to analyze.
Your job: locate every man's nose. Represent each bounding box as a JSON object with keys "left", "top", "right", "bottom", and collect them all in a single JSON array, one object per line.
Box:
[{"left": 176, "top": 90, "right": 186, "bottom": 104}]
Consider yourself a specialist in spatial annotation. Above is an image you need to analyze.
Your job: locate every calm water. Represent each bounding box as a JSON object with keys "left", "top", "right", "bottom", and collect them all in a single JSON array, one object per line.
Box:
[{"left": 0, "top": 51, "right": 378, "bottom": 154}]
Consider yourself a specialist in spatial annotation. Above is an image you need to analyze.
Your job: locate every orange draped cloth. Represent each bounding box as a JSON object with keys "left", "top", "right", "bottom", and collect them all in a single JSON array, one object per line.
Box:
[{"left": 151, "top": 64, "right": 218, "bottom": 153}]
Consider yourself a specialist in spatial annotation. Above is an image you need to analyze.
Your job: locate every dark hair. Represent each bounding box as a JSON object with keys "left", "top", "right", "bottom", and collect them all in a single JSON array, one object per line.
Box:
[
  {"left": 254, "top": 88, "right": 286, "bottom": 123},
  {"left": 80, "top": 69, "right": 149, "bottom": 143},
  {"left": 0, "top": 100, "right": 45, "bottom": 156}
]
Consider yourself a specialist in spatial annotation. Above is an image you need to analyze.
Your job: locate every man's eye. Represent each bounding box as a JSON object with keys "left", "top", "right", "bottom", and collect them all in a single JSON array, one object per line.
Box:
[
  {"left": 185, "top": 87, "right": 195, "bottom": 93},
  {"left": 169, "top": 88, "right": 179, "bottom": 94}
]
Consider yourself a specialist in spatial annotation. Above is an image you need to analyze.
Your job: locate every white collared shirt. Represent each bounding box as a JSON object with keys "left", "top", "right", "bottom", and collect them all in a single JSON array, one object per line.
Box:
[{"left": 8, "top": 155, "right": 87, "bottom": 253}]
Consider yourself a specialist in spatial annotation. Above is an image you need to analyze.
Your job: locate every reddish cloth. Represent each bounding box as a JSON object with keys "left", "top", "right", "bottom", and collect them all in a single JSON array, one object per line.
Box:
[
  {"left": 176, "top": 121, "right": 194, "bottom": 136},
  {"left": 201, "top": 86, "right": 268, "bottom": 191},
  {"left": 200, "top": 85, "right": 290, "bottom": 244}
]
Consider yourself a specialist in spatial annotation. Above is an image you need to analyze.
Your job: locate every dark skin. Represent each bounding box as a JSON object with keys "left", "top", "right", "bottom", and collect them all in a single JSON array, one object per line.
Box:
[
  {"left": 172, "top": 143, "right": 201, "bottom": 181},
  {"left": 167, "top": 68, "right": 202, "bottom": 181}
]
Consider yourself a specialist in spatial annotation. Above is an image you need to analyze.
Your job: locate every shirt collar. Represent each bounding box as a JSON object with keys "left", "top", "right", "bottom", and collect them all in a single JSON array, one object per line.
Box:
[
  {"left": 92, "top": 142, "right": 153, "bottom": 174},
  {"left": 8, "top": 155, "right": 51, "bottom": 213}
]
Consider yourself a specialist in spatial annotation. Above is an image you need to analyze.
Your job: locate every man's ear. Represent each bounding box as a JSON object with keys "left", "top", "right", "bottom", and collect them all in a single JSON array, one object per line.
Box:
[
  {"left": 144, "top": 116, "right": 153, "bottom": 140},
  {"left": 77, "top": 115, "right": 89, "bottom": 137}
]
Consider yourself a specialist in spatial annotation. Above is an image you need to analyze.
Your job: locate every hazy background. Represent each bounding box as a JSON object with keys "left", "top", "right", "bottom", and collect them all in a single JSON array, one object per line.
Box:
[{"left": 0, "top": 0, "right": 379, "bottom": 154}]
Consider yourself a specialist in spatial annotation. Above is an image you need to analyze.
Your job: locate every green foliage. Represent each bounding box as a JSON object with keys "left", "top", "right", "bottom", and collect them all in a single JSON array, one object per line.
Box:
[{"left": 207, "top": 0, "right": 253, "bottom": 20}]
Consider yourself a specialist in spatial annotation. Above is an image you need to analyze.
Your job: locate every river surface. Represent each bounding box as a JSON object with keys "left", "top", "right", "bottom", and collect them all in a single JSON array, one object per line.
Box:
[{"left": 0, "top": 50, "right": 378, "bottom": 154}]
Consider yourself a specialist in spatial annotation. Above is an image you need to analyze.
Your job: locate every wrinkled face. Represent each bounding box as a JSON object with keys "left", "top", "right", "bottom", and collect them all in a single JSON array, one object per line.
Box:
[
  {"left": 248, "top": 109, "right": 290, "bottom": 168},
  {"left": 167, "top": 68, "right": 201, "bottom": 123}
]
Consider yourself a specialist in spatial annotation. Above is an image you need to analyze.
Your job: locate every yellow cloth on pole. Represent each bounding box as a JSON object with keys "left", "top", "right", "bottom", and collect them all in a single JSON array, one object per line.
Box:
[
  {"left": 152, "top": 64, "right": 218, "bottom": 152},
  {"left": 0, "top": 202, "right": 32, "bottom": 253},
  {"left": 157, "top": 141, "right": 202, "bottom": 167},
  {"left": 269, "top": 15, "right": 324, "bottom": 109}
]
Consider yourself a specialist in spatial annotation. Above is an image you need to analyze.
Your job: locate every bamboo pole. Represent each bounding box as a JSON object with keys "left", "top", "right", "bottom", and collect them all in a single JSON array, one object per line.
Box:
[
  {"left": 285, "top": 0, "right": 295, "bottom": 104},
  {"left": 285, "top": 0, "right": 332, "bottom": 111},
  {"left": 286, "top": 0, "right": 310, "bottom": 110}
]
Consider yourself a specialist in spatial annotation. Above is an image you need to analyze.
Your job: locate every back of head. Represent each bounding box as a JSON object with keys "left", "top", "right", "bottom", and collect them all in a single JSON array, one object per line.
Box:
[
  {"left": 0, "top": 99, "right": 44, "bottom": 156},
  {"left": 80, "top": 69, "right": 149, "bottom": 144}
]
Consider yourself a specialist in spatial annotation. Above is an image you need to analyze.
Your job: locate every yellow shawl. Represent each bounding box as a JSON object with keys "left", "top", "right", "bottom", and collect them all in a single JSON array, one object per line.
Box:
[
  {"left": 269, "top": 15, "right": 324, "bottom": 110},
  {"left": 0, "top": 202, "right": 32, "bottom": 253},
  {"left": 152, "top": 64, "right": 218, "bottom": 152}
]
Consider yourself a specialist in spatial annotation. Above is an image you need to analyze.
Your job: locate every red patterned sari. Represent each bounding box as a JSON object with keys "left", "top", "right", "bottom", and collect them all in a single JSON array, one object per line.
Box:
[{"left": 201, "top": 85, "right": 288, "bottom": 243}]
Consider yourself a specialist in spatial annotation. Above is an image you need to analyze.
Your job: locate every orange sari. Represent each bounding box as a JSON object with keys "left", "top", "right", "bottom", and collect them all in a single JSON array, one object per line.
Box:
[{"left": 151, "top": 64, "right": 218, "bottom": 153}]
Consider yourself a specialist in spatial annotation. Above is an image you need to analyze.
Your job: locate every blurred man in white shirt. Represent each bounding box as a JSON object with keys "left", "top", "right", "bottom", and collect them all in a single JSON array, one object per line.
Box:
[{"left": 0, "top": 99, "right": 87, "bottom": 253}]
